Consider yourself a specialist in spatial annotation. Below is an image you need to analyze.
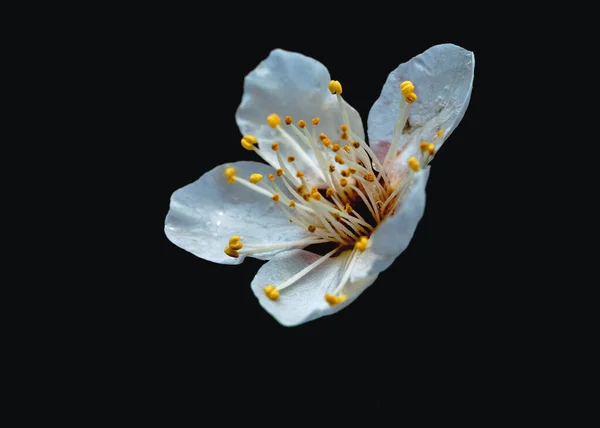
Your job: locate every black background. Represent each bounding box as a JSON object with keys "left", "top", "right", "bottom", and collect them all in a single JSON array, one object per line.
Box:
[{"left": 126, "top": 19, "right": 512, "bottom": 409}]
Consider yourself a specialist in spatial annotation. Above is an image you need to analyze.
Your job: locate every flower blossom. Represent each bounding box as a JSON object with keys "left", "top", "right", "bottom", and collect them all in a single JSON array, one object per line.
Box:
[{"left": 165, "top": 44, "right": 475, "bottom": 326}]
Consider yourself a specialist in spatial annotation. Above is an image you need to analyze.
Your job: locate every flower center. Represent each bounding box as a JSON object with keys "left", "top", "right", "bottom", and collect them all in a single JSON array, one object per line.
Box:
[{"left": 224, "top": 79, "right": 440, "bottom": 305}]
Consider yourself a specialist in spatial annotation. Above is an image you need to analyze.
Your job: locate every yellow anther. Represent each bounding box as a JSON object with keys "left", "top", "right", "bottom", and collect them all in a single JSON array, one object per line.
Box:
[
  {"left": 271, "top": 142, "right": 279, "bottom": 151},
  {"left": 341, "top": 124, "right": 349, "bottom": 132},
  {"left": 326, "top": 188, "right": 335, "bottom": 197},
  {"left": 289, "top": 219, "right": 293, "bottom": 223},
  {"left": 436, "top": 129, "right": 445, "bottom": 137},
  {"left": 342, "top": 145, "right": 350, "bottom": 153},
  {"left": 322, "top": 138, "right": 331, "bottom": 147},
  {"left": 289, "top": 200, "right": 296, "bottom": 207},
  {"left": 319, "top": 133, "right": 327, "bottom": 141},
  {"left": 311, "top": 186, "right": 318, "bottom": 193},
  {"left": 267, "top": 113, "right": 281, "bottom": 128},
  {"left": 420, "top": 142, "right": 429, "bottom": 152},
  {"left": 224, "top": 247, "right": 239, "bottom": 258},
  {"left": 287, "top": 155, "right": 295, "bottom": 162},
  {"left": 241, "top": 135, "right": 257, "bottom": 151},
  {"left": 408, "top": 156, "right": 420, "bottom": 172},
  {"left": 354, "top": 236, "right": 368, "bottom": 251},
  {"left": 229, "top": 242, "right": 243, "bottom": 251},
  {"left": 268, "top": 173, "right": 275, "bottom": 181},
  {"left": 400, "top": 81, "right": 415, "bottom": 95},
  {"left": 341, "top": 132, "right": 349, "bottom": 140},
  {"left": 264, "top": 285, "right": 280, "bottom": 301},
  {"left": 332, "top": 144, "right": 341, "bottom": 152},
  {"left": 330, "top": 211, "right": 341, "bottom": 221},
  {"left": 341, "top": 169, "right": 350, "bottom": 177},
  {"left": 329, "top": 164, "right": 335, "bottom": 173},
  {"left": 296, "top": 170, "right": 304, "bottom": 178},
  {"left": 312, "top": 192, "right": 321, "bottom": 201},
  {"left": 328, "top": 80, "right": 343, "bottom": 94},
  {"left": 312, "top": 118, "right": 320, "bottom": 126},
  {"left": 296, "top": 185, "right": 306, "bottom": 195},
  {"left": 250, "top": 173, "right": 263, "bottom": 184},
  {"left": 335, "top": 154, "right": 345, "bottom": 164},
  {"left": 428, "top": 143, "right": 435, "bottom": 156},
  {"left": 271, "top": 194, "right": 280, "bottom": 202},
  {"left": 229, "top": 235, "right": 241, "bottom": 244},
  {"left": 351, "top": 141, "right": 360, "bottom": 149},
  {"left": 364, "top": 173, "right": 375, "bottom": 182},
  {"left": 345, "top": 203, "right": 353, "bottom": 213},
  {"left": 348, "top": 167, "right": 356, "bottom": 174},
  {"left": 405, "top": 92, "right": 418, "bottom": 104},
  {"left": 340, "top": 178, "right": 348, "bottom": 187},
  {"left": 298, "top": 119, "right": 306, "bottom": 129},
  {"left": 303, "top": 194, "right": 311, "bottom": 201},
  {"left": 325, "top": 293, "right": 347, "bottom": 306},
  {"left": 225, "top": 167, "right": 236, "bottom": 184},
  {"left": 285, "top": 115, "right": 293, "bottom": 125},
  {"left": 276, "top": 168, "right": 284, "bottom": 177},
  {"left": 308, "top": 224, "right": 316, "bottom": 233}
]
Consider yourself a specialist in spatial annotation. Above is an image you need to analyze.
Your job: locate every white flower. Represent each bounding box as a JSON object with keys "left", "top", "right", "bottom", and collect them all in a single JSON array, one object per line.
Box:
[{"left": 165, "top": 44, "right": 475, "bottom": 326}]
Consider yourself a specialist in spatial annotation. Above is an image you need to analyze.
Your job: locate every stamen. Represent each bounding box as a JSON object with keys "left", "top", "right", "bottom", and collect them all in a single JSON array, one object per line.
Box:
[
  {"left": 325, "top": 293, "right": 347, "bottom": 306},
  {"left": 249, "top": 173, "right": 263, "bottom": 184},
  {"left": 274, "top": 246, "right": 339, "bottom": 293},
  {"left": 382, "top": 80, "right": 416, "bottom": 168},
  {"left": 285, "top": 115, "right": 293, "bottom": 125},
  {"left": 408, "top": 156, "right": 420, "bottom": 172},
  {"left": 312, "top": 118, "right": 320, "bottom": 126},
  {"left": 264, "top": 285, "right": 280, "bottom": 301}
]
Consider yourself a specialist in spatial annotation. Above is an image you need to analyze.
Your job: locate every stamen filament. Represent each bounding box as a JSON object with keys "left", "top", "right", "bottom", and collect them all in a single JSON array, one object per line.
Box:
[
  {"left": 332, "top": 248, "right": 360, "bottom": 295},
  {"left": 233, "top": 176, "right": 274, "bottom": 198},
  {"left": 349, "top": 184, "right": 379, "bottom": 223},
  {"left": 276, "top": 246, "right": 340, "bottom": 292},
  {"left": 382, "top": 97, "right": 411, "bottom": 168},
  {"left": 240, "top": 238, "right": 329, "bottom": 254},
  {"left": 275, "top": 124, "right": 324, "bottom": 181}
]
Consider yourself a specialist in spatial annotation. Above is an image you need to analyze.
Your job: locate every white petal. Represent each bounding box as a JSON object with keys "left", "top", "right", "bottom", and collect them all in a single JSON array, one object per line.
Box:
[
  {"left": 236, "top": 49, "right": 364, "bottom": 185},
  {"left": 165, "top": 161, "right": 311, "bottom": 265},
  {"left": 251, "top": 249, "right": 378, "bottom": 327},
  {"left": 367, "top": 44, "right": 474, "bottom": 161},
  {"left": 352, "top": 168, "right": 430, "bottom": 281}
]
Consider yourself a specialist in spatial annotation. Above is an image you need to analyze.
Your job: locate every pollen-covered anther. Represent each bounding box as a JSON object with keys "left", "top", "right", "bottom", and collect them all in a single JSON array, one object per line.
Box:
[
  {"left": 276, "top": 168, "right": 284, "bottom": 177},
  {"left": 311, "top": 191, "right": 321, "bottom": 201},
  {"left": 241, "top": 135, "right": 258, "bottom": 150},
  {"left": 322, "top": 138, "right": 331, "bottom": 147},
  {"left": 224, "top": 167, "right": 236, "bottom": 184},
  {"left": 341, "top": 169, "right": 350, "bottom": 177},
  {"left": 345, "top": 203, "right": 353, "bottom": 213},
  {"left": 326, "top": 188, "right": 335, "bottom": 197},
  {"left": 224, "top": 246, "right": 239, "bottom": 258},
  {"left": 342, "top": 145, "right": 350, "bottom": 153},
  {"left": 307, "top": 224, "right": 316, "bottom": 233},
  {"left": 296, "top": 170, "right": 304, "bottom": 178},
  {"left": 296, "top": 185, "right": 306, "bottom": 195},
  {"left": 348, "top": 167, "right": 356, "bottom": 174},
  {"left": 271, "top": 142, "right": 279, "bottom": 151},
  {"left": 267, "top": 113, "right": 281, "bottom": 128},
  {"left": 264, "top": 285, "right": 280, "bottom": 301},
  {"left": 298, "top": 120, "right": 306, "bottom": 129},
  {"left": 332, "top": 143, "right": 341, "bottom": 152},
  {"left": 408, "top": 156, "right": 420, "bottom": 172},
  {"left": 420, "top": 142, "right": 430, "bottom": 152},
  {"left": 249, "top": 173, "right": 263, "bottom": 184},
  {"left": 340, "top": 124, "right": 349, "bottom": 132},
  {"left": 427, "top": 143, "right": 435, "bottom": 156},
  {"left": 312, "top": 118, "right": 320, "bottom": 126},
  {"left": 271, "top": 194, "right": 280, "bottom": 202},
  {"left": 319, "top": 133, "right": 327, "bottom": 141},
  {"left": 354, "top": 236, "right": 369, "bottom": 252},
  {"left": 341, "top": 132, "right": 349, "bottom": 140},
  {"left": 329, "top": 164, "right": 335, "bottom": 173},
  {"left": 351, "top": 141, "right": 360, "bottom": 149},
  {"left": 364, "top": 173, "right": 375, "bottom": 182},
  {"left": 287, "top": 155, "right": 295, "bottom": 163},
  {"left": 289, "top": 200, "right": 296, "bottom": 207},
  {"left": 328, "top": 80, "right": 343, "bottom": 94},
  {"left": 400, "top": 81, "right": 415, "bottom": 95},
  {"left": 330, "top": 211, "right": 341, "bottom": 221},
  {"left": 335, "top": 154, "right": 345, "bottom": 164},
  {"left": 268, "top": 173, "right": 275, "bottom": 181},
  {"left": 405, "top": 92, "right": 418, "bottom": 104},
  {"left": 340, "top": 178, "right": 348, "bottom": 187},
  {"left": 436, "top": 129, "right": 445, "bottom": 137},
  {"left": 325, "top": 293, "right": 347, "bottom": 306},
  {"left": 285, "top": 115, "right": 293, "bottom": 125}
]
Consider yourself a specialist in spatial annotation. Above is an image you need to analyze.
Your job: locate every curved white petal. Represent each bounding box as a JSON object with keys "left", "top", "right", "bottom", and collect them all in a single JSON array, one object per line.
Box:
[
  {"left": 236, "top": 49, "right": 364, "bottom": 186},
  {"left": 165, "top": 161, "right": 311, "bottom": 265},
  {"left": 251, "top": 249, "right": 378, "bottom": 327},
  {"left": 352, "top": 168, "right": 430, "bottom": 281},
  {"left": 367, "top": 44, "right": 474, "bottom": 161}
]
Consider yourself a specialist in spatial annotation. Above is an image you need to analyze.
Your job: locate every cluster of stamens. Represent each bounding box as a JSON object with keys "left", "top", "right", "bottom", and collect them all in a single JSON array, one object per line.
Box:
[{"left": 227, "top": 79, "right": 442, "bottom": 305}]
